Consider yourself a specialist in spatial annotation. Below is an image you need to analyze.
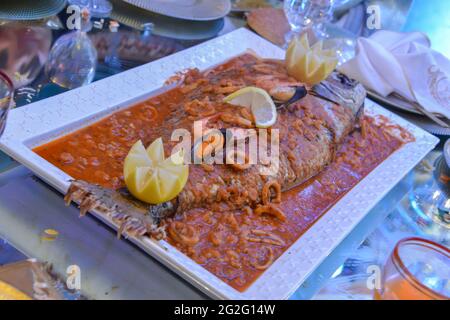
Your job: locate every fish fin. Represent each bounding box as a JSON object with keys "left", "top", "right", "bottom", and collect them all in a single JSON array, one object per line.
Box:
[{"left": 65, "top": 180, "right": 174, "bottom": 239}]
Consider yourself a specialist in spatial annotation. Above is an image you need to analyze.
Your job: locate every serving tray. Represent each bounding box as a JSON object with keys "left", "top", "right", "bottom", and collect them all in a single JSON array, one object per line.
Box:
[{"left": 0, "top": 29, "right": 439, "bottom": 299}]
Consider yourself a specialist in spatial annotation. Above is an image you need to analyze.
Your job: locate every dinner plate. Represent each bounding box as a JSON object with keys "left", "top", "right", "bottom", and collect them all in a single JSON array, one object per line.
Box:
[
  {"left": 367, "top": 90, "right": 423, "bottom": 116},
  {"left": 123, "top": 0, "right": 231, "bottom": 21},
  {"left": 367, "top": 90, "right": 450, "bottom": 136},
  {"left": 0, "top": 0, "right": 67, "bottom": 21},
  {"left": 110, "top": 0, "right": 224, "bottom": 40},
  {"left": 0, "top": 29, "right": 439, "bottom": 299}
]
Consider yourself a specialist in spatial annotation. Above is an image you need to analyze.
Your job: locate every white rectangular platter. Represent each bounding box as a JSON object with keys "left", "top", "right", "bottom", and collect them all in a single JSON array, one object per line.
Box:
[{"left": 0, "top": 28, "right": 439, "bottom": 299}]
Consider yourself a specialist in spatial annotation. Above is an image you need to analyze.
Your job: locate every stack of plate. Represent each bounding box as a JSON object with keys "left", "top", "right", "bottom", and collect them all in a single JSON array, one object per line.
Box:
[{"left": 111, "top": 0, "right": 230, "bottom": 40}]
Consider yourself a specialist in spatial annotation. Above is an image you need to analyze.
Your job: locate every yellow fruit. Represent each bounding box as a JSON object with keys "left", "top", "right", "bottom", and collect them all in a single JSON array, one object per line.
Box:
[
  {"left": 124, "top": 139, "right": 188, "bottom": 204},
  {"left": 44, "top": 229, "right": 59, "bottom": 236},
  {"left": 285, "top": 33, "right": 338, "bottom": 85},
  {"left": 0, "top": 281, "right": 32, "bottom": 300},
  {"left": 224, "top": 86, "right": 277, "bottom": 128}
]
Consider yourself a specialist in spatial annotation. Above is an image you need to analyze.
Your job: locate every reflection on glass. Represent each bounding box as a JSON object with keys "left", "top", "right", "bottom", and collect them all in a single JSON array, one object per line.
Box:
[
  {"left": 0, "top": 25, "right": 52, "bottom": 88},
  {"left": 409, "top": 139, "right": 450, "bottom": 245},
  {"left": 375, "top": 237, "right": 449, "bottom": 300},
  {"left": 0, "top": 71, "right": 13, "bottom": 136}
]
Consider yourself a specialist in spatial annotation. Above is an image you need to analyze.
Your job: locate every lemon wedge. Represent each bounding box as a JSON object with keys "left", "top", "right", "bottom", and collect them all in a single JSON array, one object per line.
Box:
[
  {"left": 0, "top": 281, "right": 32, "bottom": 300},
  {"left": 124, "top": 138, "right": 188, "bottom": 204},
  {"left": 286, "top": 33, "right": 338, "bottom": 85},
  {"left": 224, "top": 86, "right": 277, "bottom": 128}
]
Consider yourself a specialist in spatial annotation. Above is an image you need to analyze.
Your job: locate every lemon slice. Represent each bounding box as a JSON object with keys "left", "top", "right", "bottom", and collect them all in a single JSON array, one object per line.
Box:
[
  {"left": 285, "top": 33, "right": 338, "bottom": 85},
  {"left": 224, "top": 86, "right": 277, "bottom": 128},
  {"left": 124, "top": 139, "right": 188, "bottom": 204},
  {"left": 0, "top": 281, "right": 32, "bottom": 300}
]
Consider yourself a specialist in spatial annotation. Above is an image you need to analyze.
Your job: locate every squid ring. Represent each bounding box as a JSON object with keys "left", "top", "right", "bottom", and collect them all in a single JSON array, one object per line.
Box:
[
  {"left": 184, "top": 99, "right": 216, "bottom": 117},
  {"left": 168, "top": 221, "right": 199, "bottom": 246},
  {"left": 250, "top": 246, "right": 274, "bottom": 270},
  {"left": 226, "top": 149, "right": 251, "bottom": 171},
  {"left": 254, "top": 204, "right": 286, "bottom": 221},
  {"left": 220, "top": 113, "right": 253, "bottom": 128},
  {"left": 139, "top": 105, "right": 158, "bottom": 121},
  {"left": 262, "top": 180, "right": 281, "bottom": 204}
]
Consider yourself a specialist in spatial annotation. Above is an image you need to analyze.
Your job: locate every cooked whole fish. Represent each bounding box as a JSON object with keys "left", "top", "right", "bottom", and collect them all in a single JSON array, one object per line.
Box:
[{"left": 64, "top": 54, "right": 366, "bottom": 238}]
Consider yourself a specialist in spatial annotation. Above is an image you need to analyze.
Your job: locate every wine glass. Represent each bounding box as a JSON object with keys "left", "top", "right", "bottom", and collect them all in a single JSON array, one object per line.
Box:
[
  {"left": 0, "top": 71, "right": 13, "bottom": 136},
  {"left": 284, "top": 0, "right": 335, "bottom": 43},
  {"left": 68, "top": 0, "right": 112, "bottom": 18},
  {"left": 45, "top": 9, "right": 97, "bottom": 89},
  {"left": 407, "top": 139, "right": 450, "bottom": 245},
  {"left": 283, "top": 0, "right": 357, "bottom": 65}
]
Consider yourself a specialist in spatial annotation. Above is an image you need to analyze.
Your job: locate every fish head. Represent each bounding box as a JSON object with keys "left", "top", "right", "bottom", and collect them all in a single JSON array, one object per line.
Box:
[{"left": 312, "top": 72, "right": 366, "bottom": 117}]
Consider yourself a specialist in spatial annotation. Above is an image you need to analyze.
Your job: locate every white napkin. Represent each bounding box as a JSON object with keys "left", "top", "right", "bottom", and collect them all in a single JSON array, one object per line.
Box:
[{"left": 338, "top": 30, "right": 450, "bottom": 120}]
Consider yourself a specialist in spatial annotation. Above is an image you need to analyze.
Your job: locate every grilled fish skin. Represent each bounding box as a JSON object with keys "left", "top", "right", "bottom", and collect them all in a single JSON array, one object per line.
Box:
[{"left": 64, "top": 55, "right": 366, "bottom": 238}]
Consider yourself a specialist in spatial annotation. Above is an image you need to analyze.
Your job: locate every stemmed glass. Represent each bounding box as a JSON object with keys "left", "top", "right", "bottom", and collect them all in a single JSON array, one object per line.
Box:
[
  {"left": 0, "top": 71, "right": 13, "bottom": 136},
  {"left": 283, "top": 0, "right": 355, "bottom": 65},
  {"left": 68, "top": 0, "right": 112, "bottom": 18},
  {"left": 284, "top": 0, "right": 335, "bottom": 44},
  {"left": 45, "top": 8, "right": 97, "bottom": 89}
]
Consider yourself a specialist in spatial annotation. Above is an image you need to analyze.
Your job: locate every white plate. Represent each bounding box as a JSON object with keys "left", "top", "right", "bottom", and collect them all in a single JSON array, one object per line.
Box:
[
  {"left": 367, "top": 90, "right": 450, "bottom": 136},
  {"left": 0, "top": 29, "right": 439, "bottom": 299},
  {"left": 368, "top": 89, "right": 449, "bottom": 120},
  {"left": 367, "top": 90, "right": 424, "bottom": 116},
  {"left": 124, "top": 0, "right": 231, "bottom": 21}
]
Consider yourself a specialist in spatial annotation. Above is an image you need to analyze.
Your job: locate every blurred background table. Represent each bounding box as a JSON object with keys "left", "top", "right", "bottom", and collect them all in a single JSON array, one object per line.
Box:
[{"left": 0, "top": 0, "right": 448, "bottom": 299}]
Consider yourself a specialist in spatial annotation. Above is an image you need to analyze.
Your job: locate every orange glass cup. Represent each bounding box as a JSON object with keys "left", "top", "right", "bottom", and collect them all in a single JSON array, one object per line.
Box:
[{"left": 375, "top": 237, "right": 450, "bottom": 300}]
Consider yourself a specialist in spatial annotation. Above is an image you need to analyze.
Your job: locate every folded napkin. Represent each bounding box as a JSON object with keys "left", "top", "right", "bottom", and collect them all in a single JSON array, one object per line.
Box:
[{"left": 338, "top": 30, "right": 450, "bottom": 120}]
